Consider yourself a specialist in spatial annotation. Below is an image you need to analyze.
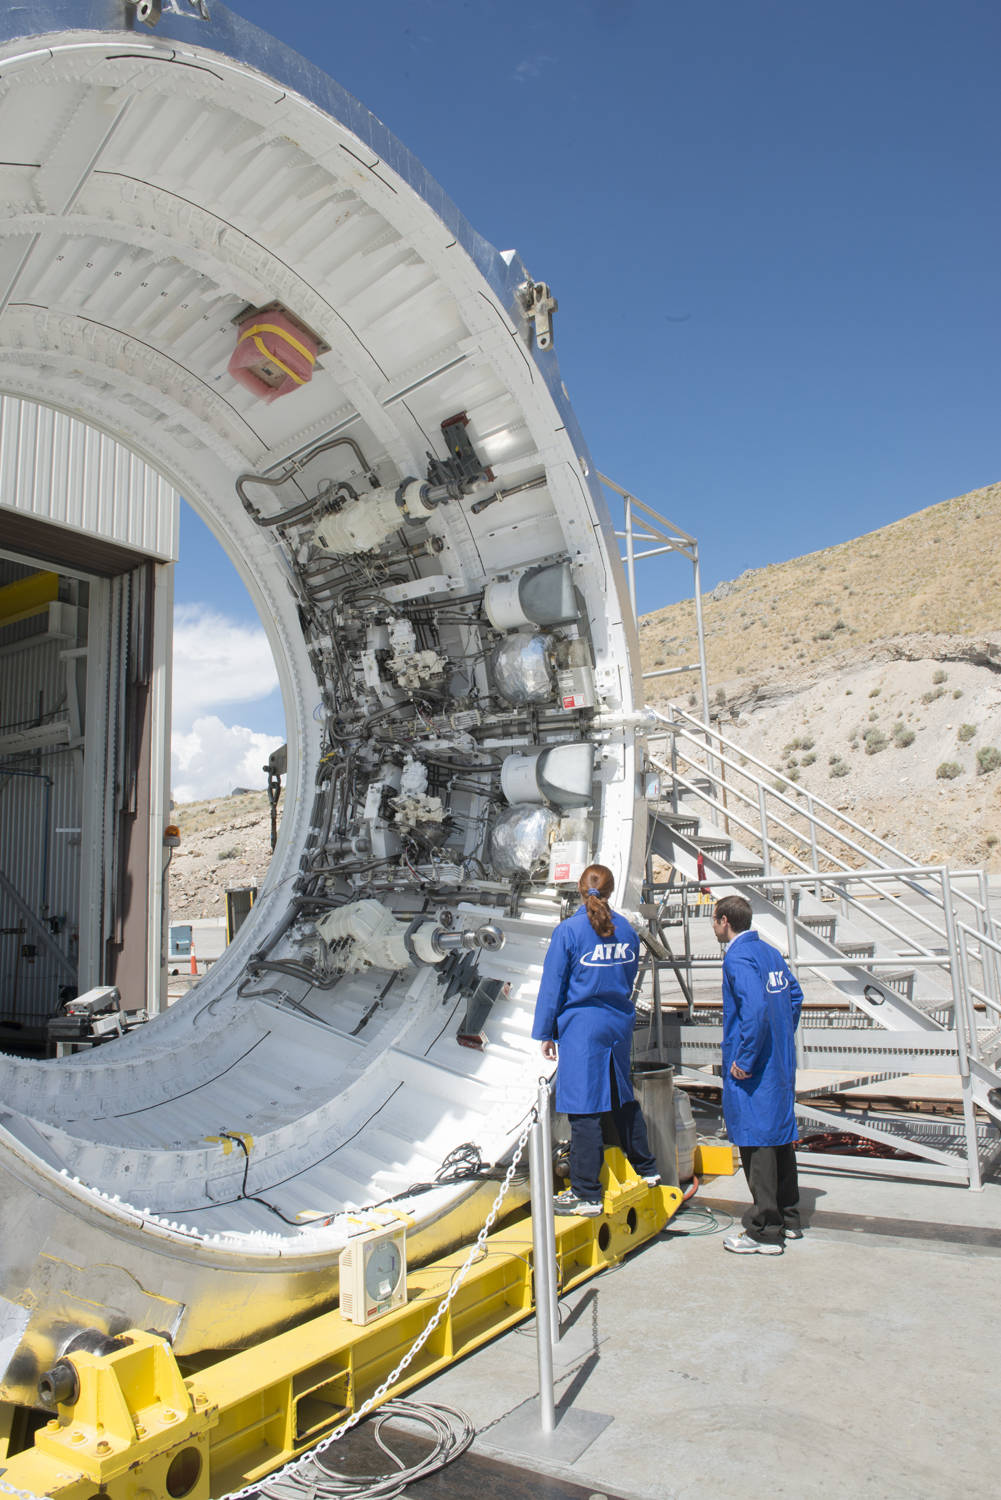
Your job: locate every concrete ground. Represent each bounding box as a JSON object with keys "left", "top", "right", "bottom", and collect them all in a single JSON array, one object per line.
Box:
[{"left": 413, "top": 1161, "right": 1001, "bottom": 1499}]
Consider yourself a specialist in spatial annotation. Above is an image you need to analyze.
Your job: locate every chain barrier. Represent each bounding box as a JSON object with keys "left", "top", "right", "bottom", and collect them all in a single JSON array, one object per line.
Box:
[{"left": 230, "top": 1097, "right": 544, "bottom": 1500}]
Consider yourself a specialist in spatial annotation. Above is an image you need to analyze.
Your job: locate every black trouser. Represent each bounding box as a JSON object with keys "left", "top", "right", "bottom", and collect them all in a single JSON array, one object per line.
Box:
[
  {"left": 568, "top": 1061, "right": 658, "bottom": 1200},
  {"left": 738, "top": 1144, "right": 800, "bottom": 1244}
]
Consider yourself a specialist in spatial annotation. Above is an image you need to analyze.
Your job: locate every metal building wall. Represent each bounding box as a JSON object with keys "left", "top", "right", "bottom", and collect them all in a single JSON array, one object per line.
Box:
[
  {"left": 0, "top": 402, "right": 178, "bottom": 1036},
  {"left": 0, "top": 396, "right": 179, "bottom": 559}
]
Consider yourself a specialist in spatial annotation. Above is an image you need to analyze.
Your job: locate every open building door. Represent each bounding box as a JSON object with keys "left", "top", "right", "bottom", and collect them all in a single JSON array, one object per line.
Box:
[{"left": 0, "top": 398, "right": 177, "bottom": 1048}]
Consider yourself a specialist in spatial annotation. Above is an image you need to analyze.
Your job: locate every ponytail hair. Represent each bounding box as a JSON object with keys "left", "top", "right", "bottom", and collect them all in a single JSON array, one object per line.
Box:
[{"left": 579, "top": 863, "right": 614, "bottom": 938}]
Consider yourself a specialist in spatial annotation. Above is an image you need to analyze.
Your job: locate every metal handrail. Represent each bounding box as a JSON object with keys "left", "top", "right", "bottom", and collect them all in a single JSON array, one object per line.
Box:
[
  {"left": 600, "top": 476, "right": 710, "bottom": 723},
  {"left": 958, "top": 921, "right": 1001, "bottom": 1030},
  {"left": 650, "top": 705, "right": 993, "bottom": 937},
  {"left": 653, "top": 706, "right": 995, "bottom": 924},
  {"left": 649, "top": 702, "right": 914, "bottom": 863},
  {"left": 645, "top": 869, "right": 995, "bottom": 1187},
  {"left": 666, "top": 863, "right": 959, "bottom": 976},
  {"left": 650, "top": 747, "right": 956, "bottom": 964}
]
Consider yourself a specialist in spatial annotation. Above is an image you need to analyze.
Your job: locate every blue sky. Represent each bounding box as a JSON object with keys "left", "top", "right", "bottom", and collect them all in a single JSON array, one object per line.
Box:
[{"left": 174, "top": 0, "right": 1001, "bottom": 791}]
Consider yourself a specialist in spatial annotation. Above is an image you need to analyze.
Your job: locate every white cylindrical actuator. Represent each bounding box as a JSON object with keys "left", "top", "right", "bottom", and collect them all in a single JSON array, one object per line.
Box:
[
  {"left": 484, "top": 562, "right": 578, "bottom": 631},
  {"left": 500, "top": 743, "right": 594, "bottom": 809}
]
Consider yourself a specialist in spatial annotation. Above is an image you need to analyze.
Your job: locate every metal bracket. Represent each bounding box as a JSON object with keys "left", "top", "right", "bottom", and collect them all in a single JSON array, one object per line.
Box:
[
  {"left": 519, "top": 280, "right": 558, "bottom": 351},
  {"left": 425, "top": 412, "right": 494, "bottom": 498}
]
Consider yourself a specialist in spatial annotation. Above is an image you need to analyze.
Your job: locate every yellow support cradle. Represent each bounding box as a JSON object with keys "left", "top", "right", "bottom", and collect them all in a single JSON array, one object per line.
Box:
[{"left": 0, "top": 1152, "right": 681, "bottom": 1499}]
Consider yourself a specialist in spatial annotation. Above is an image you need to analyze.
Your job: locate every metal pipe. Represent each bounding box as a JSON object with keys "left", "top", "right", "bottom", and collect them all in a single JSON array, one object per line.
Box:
[
  {"left": 528, "top": 1100, "right": 556, "bottom": 1434},
  {"left": 670, "top": 733, "right": 679, "bottom": 817},
  {"left": 470, "top": 474, "right": 547, "bottom": 516},
  {"left": 692, "top": 546, "right": 711, "bottom": 728},
  {"left": 977, "top": 868, "right": 1001, "bottom": 1013},
  {"left": 647, "top": 853, "right": 665, "bottom": 1056},
  {"left": 941, "top": 869, "right": 982, "bottom": 1190},
  {"left": 624, "top": 493, "right": 637, "bottom": 620},
  {"left": 782, "top": 879, "right": 805, "bottom": 1070},
  {"left": 237, "top": 436, "right": 378, "bottom": 524},
  {"left": 536, "top": 1081, "right": 560, "bottom": 1347},
  {"left": 758, "top": 783, "right": 771, "bottom": 877},
  {"left": 806, "top": 793, "right": 820, "bottom": 899}
]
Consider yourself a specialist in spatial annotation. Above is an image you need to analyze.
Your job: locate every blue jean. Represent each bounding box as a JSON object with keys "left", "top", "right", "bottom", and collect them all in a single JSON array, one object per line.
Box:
[{"left": 568, "top": 1064, "right": 657, "bottom": 1199}]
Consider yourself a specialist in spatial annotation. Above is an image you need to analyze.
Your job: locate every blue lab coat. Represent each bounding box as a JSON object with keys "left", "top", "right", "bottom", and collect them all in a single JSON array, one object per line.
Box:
[
  {"left": 531, "top": 906, "right": 640, "bottom": 1113},
  {"left": 721, "top": 930, "right": 803, "bottom": 1147}
]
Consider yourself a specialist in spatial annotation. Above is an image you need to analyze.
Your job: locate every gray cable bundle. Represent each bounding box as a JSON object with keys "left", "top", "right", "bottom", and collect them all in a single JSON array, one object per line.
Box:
[{"left": 257, "top": 1399, "right": 475, "bottom": 1500}]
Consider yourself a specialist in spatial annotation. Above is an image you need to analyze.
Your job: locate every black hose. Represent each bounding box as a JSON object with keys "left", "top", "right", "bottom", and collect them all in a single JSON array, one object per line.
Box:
[{"left": 237, "top": 436, "right": 378, "bottom": 525}]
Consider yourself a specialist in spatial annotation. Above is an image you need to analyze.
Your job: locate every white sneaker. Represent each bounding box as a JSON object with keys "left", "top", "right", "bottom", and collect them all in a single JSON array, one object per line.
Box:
[
  {"left": 723, "top": 1231, "right": 783, "bottom": 1256},
  {"left": 553, "top": 1188, "right": 602, "bottom": 1217}
]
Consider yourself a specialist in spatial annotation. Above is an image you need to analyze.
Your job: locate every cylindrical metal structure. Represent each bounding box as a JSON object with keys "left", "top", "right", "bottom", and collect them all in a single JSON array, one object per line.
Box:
[
  {"left": 528, "top": 1107, "right": 557, "bottom": 1435},
  {"left": 538, "top": 1082, "right": 561, "bottom": 1348},
  {"left": 0, "top": 0, "right": 652, "bottom": 1403}
]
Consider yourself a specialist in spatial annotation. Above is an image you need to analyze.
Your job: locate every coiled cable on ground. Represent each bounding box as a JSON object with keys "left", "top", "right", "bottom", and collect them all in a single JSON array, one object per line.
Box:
[
  {"left": 256, "top": 1399, "right": 474, "bottom": 1500},
  {"left": 667, "top": 1202, "right": 735, "bottom": 1236}
]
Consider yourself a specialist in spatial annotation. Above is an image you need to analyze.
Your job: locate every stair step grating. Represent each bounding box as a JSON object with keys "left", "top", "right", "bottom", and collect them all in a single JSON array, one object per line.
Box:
[
  {"left": 801, "top": 915, "right": 837, "bottom": 941},
  {"left": 694, "top": 839, "right": 731, "bottom": 859}
]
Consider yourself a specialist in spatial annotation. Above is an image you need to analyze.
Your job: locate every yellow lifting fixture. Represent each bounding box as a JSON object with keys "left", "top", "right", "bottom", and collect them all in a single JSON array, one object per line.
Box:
[{"left": 0, "top": 1153, "right": 681, "bottom": 1500}]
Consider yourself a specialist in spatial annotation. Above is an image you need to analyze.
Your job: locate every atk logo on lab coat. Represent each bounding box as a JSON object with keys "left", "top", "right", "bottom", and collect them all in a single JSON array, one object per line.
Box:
[
  {"left": 581, "top": 942, "right": 636, "bottom": 967},
  {"left": 766, "top": 970, "right": 790, "bottom": 993}
]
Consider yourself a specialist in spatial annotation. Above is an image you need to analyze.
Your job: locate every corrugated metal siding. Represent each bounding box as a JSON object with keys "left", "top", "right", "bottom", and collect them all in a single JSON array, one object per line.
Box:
[
  {"left": 0, "top": 623, "right": 83, "bottom": 1027},
  {"left": 0, "top": 397, "right": 179, "bottom": 561}
]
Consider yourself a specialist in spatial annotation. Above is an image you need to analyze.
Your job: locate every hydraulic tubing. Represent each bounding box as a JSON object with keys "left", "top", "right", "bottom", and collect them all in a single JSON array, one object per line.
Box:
[{"left": 237, "top": 436, "right": 379, "bottom": 526}]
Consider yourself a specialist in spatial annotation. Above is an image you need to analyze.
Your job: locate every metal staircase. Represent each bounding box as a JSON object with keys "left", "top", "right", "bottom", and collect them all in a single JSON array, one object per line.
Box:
[{"left": 638, "top": 704, "right": 1001, "bottom": 1188}]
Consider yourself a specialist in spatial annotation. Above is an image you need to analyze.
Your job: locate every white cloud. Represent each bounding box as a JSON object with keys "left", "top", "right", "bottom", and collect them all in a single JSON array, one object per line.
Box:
[
  {"left": 172, "top": 715, "right": 284, "bottom": 803},
  {"left": 172, "top": 604, "right": 280, "bottom": 732},
  {"left": 170, "top": 606, "right": 284, "bottom": 801},
  {"left": 514, "top": 54, "right": 556, "bottom": 83}
]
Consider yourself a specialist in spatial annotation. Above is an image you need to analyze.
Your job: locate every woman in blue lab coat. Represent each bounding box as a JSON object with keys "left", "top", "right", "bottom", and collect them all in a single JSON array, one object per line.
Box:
[{"left": 532, "top": 864, "right": 659, "bottom": 1215}]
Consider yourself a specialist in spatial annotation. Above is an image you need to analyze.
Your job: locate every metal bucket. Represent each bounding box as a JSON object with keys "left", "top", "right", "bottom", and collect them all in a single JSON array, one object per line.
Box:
[{"left": 632, "top": 1063, "right": 678, "bottom": 1186}]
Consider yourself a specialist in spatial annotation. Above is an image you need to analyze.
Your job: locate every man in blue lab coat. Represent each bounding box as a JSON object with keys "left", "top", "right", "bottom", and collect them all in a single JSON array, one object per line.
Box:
[{"left": 713, "top": 894, "right": 803, "bottom": 1255}]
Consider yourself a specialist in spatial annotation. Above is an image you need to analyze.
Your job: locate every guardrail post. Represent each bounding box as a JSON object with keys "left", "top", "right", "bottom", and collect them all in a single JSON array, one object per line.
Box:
[
  {"left": 977, "top": 868, "right": 1001, "bottom": 1014},
  {"left": 623, "top": 491, "right": 637, "bottom": 621},
  {"left": 670, "top": 730, "right": 679, "bottom": 816},
  {"left": 528, "top": 1086, "right": 558, "bottom": 1430},
  {"left": 692, "top": 546, "right": 710, "bottom": 726},
  {"left": 941, "top": 869, "right": 982, "bottom": 1190},
  {"left": 782, "top": 877, "right": 805, "bottom": 1070},
  {"left": 758, "top": 783, "right": 770, "bottom": 877},
  {"left": 806, "top": 793, "right": 821, "bottom": 899},
  {"left": 536, "top": 1081, "right": 560, "bottom": 1347}
]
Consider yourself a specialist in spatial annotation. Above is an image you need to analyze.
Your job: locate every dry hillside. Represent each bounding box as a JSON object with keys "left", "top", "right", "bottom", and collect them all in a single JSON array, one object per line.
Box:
[
  {"left": 169, "top": 790, "right": 275, "bottom": 922},
  {"left": 167, "top": 481, "right": 1001, "bottom": 919},
  {"left": 642, "top": 482, "right": 1001, "bottom": 870},
  {"left": 640, "top": 481, "right": 1001, "bottom": 687}
]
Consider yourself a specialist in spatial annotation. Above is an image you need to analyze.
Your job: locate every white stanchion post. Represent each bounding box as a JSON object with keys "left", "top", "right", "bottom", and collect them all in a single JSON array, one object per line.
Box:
[
  {"left": 536, "top": 1081, "right": 560, "bottom": 1346},
  {"left": 487, "top": 1081, "right": 613, "bottom": 1462},
  {"left": 528, "top": 1101, "right": 556, "bottom": 1434}
]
